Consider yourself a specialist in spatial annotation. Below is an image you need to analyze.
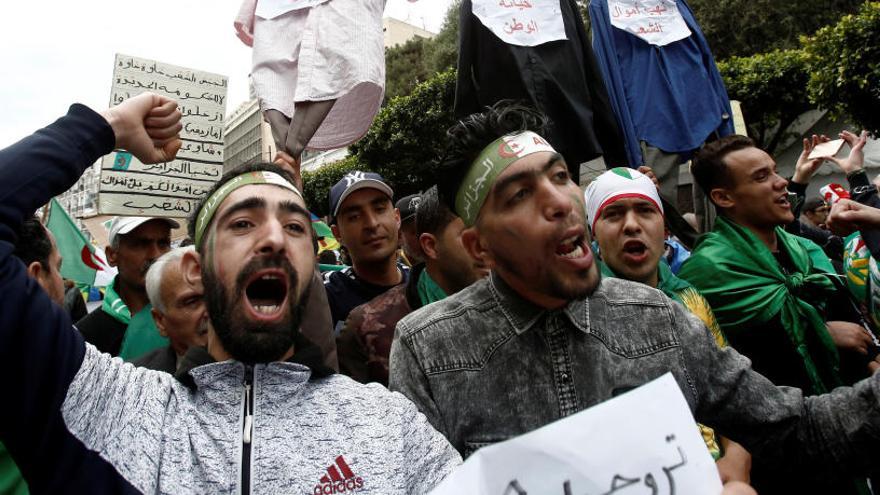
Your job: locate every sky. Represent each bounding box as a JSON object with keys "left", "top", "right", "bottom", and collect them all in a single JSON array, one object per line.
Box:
[{"left": 0, "top": 0, "right": 453, "bottom": 148}]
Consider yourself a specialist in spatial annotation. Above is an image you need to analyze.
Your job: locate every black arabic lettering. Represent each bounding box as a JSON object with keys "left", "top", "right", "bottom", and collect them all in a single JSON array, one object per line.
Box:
[
  {"left": 602, "top": 474, "right": 641, "bottom": 495},
  {"left": 643, "top": 472, "right": 658, "bottom": 494},
  {"left": 661, "top": 435, "right": 687, "bottom": 495},
  {"left": 502, "top": 479, "right": 528, "bottom": 495}
]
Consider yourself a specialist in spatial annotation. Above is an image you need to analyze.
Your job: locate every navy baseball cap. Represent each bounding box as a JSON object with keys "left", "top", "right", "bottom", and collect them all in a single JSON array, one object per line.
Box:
[
  {"left": 329, "top": 171, "right": 394, "bottom": 220},
  {"left": 395, "top": 193, "right": 422, "bottom": 223}
]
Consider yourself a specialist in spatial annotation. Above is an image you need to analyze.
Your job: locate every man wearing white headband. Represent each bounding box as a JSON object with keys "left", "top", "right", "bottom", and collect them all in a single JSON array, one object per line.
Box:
[
  {"left": 0, "top": 95, "right": 459, "bottom": 493},
  {"left": 585, "top": 167, "right": 752, "bottom": 483},
  {"left": 389, "top": 103, "right": 880, "bottom": 491}
]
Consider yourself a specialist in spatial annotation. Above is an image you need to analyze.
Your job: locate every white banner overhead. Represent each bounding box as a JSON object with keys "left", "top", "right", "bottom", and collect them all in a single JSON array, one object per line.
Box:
[
  {"left": 430, "top": 373, "right": 722, "bottom": 494},
  {"left": 471, "top": 0, "right": 567, "bottom": 47},
  {"left": 608, "top": 0, "right": 692, "bottom": 47},
  {"left": 99, "top": 54, "right": 228, "bottom": 218}
]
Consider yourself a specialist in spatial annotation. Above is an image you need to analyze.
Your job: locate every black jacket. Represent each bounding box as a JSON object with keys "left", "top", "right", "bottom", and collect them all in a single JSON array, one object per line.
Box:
[{"left": 76, "top": 307, "right": 127, "bottom": 356}]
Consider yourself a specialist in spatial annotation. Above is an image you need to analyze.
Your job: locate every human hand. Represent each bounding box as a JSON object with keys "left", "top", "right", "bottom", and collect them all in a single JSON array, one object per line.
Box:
[
  {"left": 826, "top": 130, "right": 868, "bottom": 174},
  {"left": 826, "top": 199, "right": 880, "bottom": 235},
  {"left": 100, "top": 93, "right": 182, "bottom": 164},
  {"left": 637, "top": 166, "right": 660, "bottom": 190},
  {"left": 273, "top": 150, "right": 304, "bottom": 192},
  {"left": 792, "top": 134, "right": 830, "bottom": 184},
  {"left": 826, "top": 320, "right": 874, "bottom": 355},
  {"left": 870, "top": 355, "right": 880, "bottom": 374},
  {"left": 716, "top": 439, "right": 751, "bottom": 484}
]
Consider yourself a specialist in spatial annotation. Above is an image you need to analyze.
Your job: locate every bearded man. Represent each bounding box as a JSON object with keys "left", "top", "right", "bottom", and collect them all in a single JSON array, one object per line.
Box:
[
  {"left": 388, "top": 103, "right": 880, "bottom": 491},
  {"left": 0, "top": 93, "right": 459, "bottom": 493}
]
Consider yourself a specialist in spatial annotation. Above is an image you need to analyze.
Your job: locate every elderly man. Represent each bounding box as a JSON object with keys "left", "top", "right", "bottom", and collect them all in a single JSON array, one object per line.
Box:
[
  {"left": 76, "top": 214, "right": 177, "bottom": 357},
  {"left": 0, "top": 93, "right": 459, "bottom": 493},
  {"left": 132, "top": 246, "right": 208, "bottom": 373},
  {"left": 388, "top": 103, "right": 880, "bottom": 492}
]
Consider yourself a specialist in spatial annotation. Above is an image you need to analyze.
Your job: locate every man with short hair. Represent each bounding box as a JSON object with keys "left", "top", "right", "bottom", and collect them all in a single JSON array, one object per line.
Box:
[
  {"left": 2, "top": 216, "right": 66, "bottom": 495},
  {"left": 680, "top": 135, "right": 877, "bottom": 394},
  {"left": 801, "top": 197, "right": 830, "bottom": 230},
  {"left": 76, "top": 215, "right": 177, "bottom": 357},
  {"left": 0, "top": 94, "right": 460, "bottom": 493},
  {"left": 14, "top": 215, "right": 65, "bottom": 306},
  {"left": 677, "top": 134, "right": 878, "bottom": 493},
  {"left": 324, "top": 171, "right": 409, "bottom": 333},
  {"left": 133, "top": 246, "right": 208, "bottom": 373},
  {"left": 338, "top": 187, "right": 488, "bottom": 385},
  {"left": 389, "top": 104, "right": 880, "bottom": 489},
  {"left": 396, "top": 193, "right": 424, "bottom": 266}
]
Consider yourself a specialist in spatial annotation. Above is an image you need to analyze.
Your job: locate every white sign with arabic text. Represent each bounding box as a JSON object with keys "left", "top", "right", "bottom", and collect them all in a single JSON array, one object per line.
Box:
[
  {"left": 430, "top": 373, "right": 722, "bottom": 494},
  {"left": 472, "top": 0, "right": 567, "bottom": 47},
  {"left": 609, "top": 0, "right": 692, "bottom": 47},
  {"left": 100, "top": 54, "right": 228, "bottom": 218}
]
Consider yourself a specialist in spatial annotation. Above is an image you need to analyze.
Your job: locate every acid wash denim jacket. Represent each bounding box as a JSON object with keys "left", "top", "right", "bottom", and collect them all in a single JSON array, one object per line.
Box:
[{"left": 389, "top": 272, "right": 880, "bottom": 478}]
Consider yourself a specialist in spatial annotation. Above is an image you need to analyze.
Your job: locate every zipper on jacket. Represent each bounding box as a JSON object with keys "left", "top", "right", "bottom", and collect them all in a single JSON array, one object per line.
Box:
[{"left": 241, "top": 368, "right": 254, "bottom": 494}]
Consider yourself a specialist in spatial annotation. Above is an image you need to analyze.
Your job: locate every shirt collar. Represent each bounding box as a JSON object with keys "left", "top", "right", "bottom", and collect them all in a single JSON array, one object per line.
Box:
[{"left": 488, "top": 272, "right": 591, "bottom": 335}]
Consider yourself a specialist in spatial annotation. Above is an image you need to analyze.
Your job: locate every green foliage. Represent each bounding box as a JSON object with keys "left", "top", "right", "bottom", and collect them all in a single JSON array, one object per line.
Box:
[
  {"left": 423, "top": 1, "right": 460, "bottom": 75},
  {"left": 804, "top": 2, "right": 880, "bottom": 135},
  {"left": 688, "top": 0, "right": 863, "bottom": 60},
  {"left": 385, "top": 37, "right": 431, "bottom": 101},
  {"left": 302, "top": 155, "right": 363, "bottom": 217},
  {"left": 383, "top": 1, "right": 459, "bottom": 102},
  {"left": 350, "top": 69, "right": 458, "bottom": 197},
  {"left": 718, "top": 49, "right": 810, "bottom": 153}
]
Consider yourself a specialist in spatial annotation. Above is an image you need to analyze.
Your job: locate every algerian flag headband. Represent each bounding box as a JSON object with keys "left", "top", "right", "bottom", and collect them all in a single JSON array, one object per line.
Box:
[
  {"left": 194, "top": 170, "right": 302, "bottom": 248},
  {"left": 455, "top": 131, "right": 557, "bottom": 226},
  {"left": 584, "top": 167, "right": 663, "bottom": 232}
]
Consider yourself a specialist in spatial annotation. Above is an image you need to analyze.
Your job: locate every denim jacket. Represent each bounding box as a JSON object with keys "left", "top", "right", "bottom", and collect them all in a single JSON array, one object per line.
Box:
[{"left": 389, "top": 272, "right": 880, "bottom": 477}]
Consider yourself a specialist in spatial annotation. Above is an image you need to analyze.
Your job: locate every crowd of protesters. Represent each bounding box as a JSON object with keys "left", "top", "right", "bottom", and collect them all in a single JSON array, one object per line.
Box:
[{"left": 1, "top": 91, "right": 880, "bottom": 495}]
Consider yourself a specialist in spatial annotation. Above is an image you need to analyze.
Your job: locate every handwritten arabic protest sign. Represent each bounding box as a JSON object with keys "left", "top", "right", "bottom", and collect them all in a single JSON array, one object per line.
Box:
[
  {"left": 430, "top": 373, "right": 722, "bottom": 495},
  {"left": 609, "top": 0, "right": 691, "bottom": 47},
  {"left": 99, "top": 54, "right": 228, "bottom": 218},
  {"left": 471, "top": 0, "right": 567, "bottom": 47}
]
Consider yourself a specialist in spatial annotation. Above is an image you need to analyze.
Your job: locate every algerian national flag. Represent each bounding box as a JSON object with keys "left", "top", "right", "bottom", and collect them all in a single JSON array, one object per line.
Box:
[
  {"left": 45, "top": 198, "right": 117, "bottom": 287},
  {"left": 310, "top": 212, "right": 340, "bottom": 253}
]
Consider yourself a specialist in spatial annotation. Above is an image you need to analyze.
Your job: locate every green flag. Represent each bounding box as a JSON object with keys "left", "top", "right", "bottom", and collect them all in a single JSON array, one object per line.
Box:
[{"left": 45, "top": 198, "right": 116, "bottom": 287}]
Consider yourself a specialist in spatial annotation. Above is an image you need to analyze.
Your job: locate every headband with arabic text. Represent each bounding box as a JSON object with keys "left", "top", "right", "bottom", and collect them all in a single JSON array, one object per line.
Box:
[
  {"left": 455, "top": 131, "right": 557, "bottom": 226},
  {"left": 194, "top": 171, "right": 302, "bottom": 248}
]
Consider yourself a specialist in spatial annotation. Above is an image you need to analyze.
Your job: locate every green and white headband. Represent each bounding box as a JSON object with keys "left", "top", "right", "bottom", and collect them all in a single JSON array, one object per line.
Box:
[
  {"left": 455, "top": 131, "right": 556, "bottom": 226},
  {"left": 194, "top": 170, "right": 301, "bottom": 248}
]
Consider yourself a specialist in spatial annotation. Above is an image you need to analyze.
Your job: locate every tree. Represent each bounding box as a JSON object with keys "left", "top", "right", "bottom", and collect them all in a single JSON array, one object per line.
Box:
[
  {"left": 302, "top": 155, "right": 363, "bottom": 217},
  {"left": 423, "top": 0, "right": 460, "bottom": 75},
  {"left": 350, "top": 69, "right": 458, "bottom": 197},
  {"left": 384, "top": 37, "right": 431, "bottom": 101},
  {"left": 718, "top": 49, "right": 810, "bottom": 153},
  {"left": 688, "top": 0, "right": 864, "bottom": 60},
  {"left": 804, "top": 2, "right": 880, "bottom": 135}
]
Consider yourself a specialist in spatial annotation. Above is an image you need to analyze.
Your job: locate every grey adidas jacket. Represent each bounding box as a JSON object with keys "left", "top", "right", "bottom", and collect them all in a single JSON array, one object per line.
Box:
[{"left": 59, "top": 344, "right": 462, "bottom": 494}]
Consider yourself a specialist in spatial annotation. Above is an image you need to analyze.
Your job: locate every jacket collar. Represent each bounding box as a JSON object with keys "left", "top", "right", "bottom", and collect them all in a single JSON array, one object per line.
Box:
[
  {"left": 488, "top": 271, "right": 591, "bottom": 335},
  {"left": 174, "top": 330, "right": 335, "bottom": 390}
]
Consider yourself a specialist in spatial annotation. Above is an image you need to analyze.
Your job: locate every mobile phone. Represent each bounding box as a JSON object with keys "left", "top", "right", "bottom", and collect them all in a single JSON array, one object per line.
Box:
[{"left": 808, "top": 139, "right": 845, "bottom": 160}]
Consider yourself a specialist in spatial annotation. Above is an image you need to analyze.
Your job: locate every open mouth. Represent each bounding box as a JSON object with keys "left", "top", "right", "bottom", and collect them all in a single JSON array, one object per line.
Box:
[
  {"left": 243, "top": 270, "right": 289, "bottom": 320},
  {"left": 623, "top": 239, "right": 647, "bottom": 256},
  {"left": 555, "top": 234, "right": 586, "bottom": 259},
  {"left": 776, "top": 193, "right": 791, "bottom": 208}
]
